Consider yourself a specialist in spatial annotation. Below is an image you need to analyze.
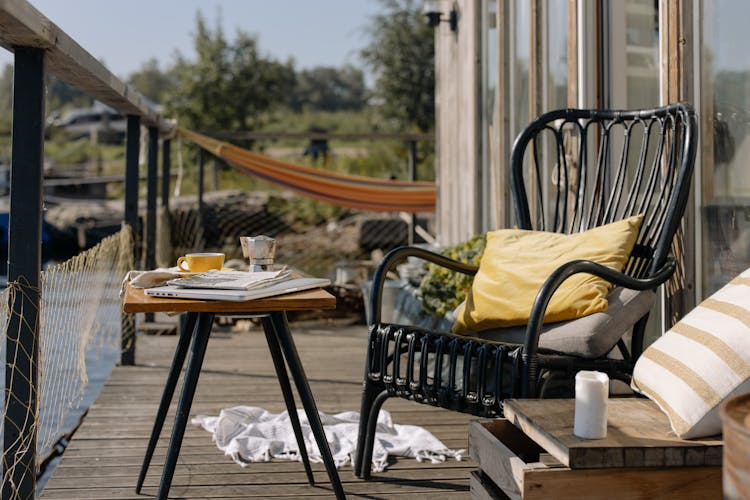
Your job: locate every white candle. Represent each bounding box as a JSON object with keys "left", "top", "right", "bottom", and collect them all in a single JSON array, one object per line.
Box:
[{"left": 573, "top": 370, "right": 609, "bottom": 439}]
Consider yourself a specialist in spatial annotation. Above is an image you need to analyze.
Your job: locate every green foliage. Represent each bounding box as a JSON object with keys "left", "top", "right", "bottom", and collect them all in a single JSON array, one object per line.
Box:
[
  {"left": 3, "top": 1, "right": 440, "bottom": 137},
  {"left": 419, "top": 235, "right": 487, "bottom": 317},
  {"left": 261, "top": 109, "right": 389, "bottom": 137},
  {"left": 167, "top": 11, "right": 295, "bottom": 131},
  {"left": 247, "top": 108, "right": 436, "bottom": 182},
  {"left": 46, "top": 75, "right": 90, "bottom": 112},
  {"left": 331, "top": 140, "right": 436, "bottom": 181},
  {"left": 0, "top": 4, "right": 441, "bottom": 207},
  {"left": 128, "top": 58, "right": 176, "bottom": 104},
  {"left": 361, "top": 0, "right": 435, "bottom": 132},
  {"left": 290, "top": 65, "right": 366, "bottom": 112},
  {"left": 45, "top": 138, "right": 98, "bottom": 165},
  {"left": 2, "top": 63, "right": 101, "bottom": 135},
  {"left": 333, "top": 142, "right": 404, "bottom": 178}
]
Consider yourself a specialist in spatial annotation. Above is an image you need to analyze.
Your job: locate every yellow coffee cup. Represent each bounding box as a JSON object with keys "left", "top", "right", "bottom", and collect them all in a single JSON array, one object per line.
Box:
[{"left": 176, "top": 252, "right": 225, "bottom": 272}]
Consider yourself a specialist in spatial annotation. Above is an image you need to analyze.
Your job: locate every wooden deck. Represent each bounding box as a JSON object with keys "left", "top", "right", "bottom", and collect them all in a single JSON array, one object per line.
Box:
[{"left": 40, "top": 320, "right": 475, "bottom": 499}]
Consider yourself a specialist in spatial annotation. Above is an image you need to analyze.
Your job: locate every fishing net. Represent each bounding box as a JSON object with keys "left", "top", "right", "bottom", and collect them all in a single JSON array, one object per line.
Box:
[
  {"left": 1, "top": 225, "right": 133, "bottom": 495},
  {"left": 161, "top": 136, "right": 437, "bottom": 280},
  {"left": 163, "top": 188, "right": 435, "bottom": 279}
]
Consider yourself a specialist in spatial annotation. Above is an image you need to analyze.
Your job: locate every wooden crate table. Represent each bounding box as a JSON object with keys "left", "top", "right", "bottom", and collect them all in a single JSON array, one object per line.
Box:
[{"left": 468, "top": 398, "right": 722, "bottom": 500}]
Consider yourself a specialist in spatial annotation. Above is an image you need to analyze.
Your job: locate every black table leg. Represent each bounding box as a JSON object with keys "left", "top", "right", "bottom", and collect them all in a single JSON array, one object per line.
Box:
[
  {"left": 261, "top": 315, "right": 316, "bottom": 486},
  {"left": 136, "top": 312, "right": 198, "bottom": 494},
  {"left": 156, "top": 312, "right": 215, "bottom": 500},
  {"left": 270, "top": 312, "right": 346, "bottom": 500}
]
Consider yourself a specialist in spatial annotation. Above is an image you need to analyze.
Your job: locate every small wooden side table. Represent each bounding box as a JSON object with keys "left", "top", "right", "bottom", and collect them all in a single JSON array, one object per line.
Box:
[
  {"left": 469, "top": 398, "right": 722, "bottom": 500},
  {"left": 122, "top": 284, "right": 345, "bottom": 499}
]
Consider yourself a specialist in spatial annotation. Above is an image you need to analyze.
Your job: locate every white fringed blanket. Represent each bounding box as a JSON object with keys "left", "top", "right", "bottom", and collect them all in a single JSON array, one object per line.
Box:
[{"left": 191, "top": 406, "right": 463, "bottom": 472}]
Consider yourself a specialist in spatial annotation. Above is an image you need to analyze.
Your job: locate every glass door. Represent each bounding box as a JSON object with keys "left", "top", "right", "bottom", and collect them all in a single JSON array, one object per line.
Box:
[
  {"left": 485, "top": 0, "right": 567, "bottom": 230},
  {"left": 595, "top": 0, "right": 664, "bottom": 341},
  {"left": 699, "top": 0, "right": 750, "bottom": 296},
  {"left": 479, "top": 0, "right": 500, "bottom": 231},
  {"left": 605, "top": 0, "right": 660, "bottom": 109}
]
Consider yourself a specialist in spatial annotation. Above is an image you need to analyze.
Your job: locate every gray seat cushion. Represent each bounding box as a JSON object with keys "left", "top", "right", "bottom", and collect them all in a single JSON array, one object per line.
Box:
[{"left": 466, "top": 287, "right": 656, "bottom": 358}]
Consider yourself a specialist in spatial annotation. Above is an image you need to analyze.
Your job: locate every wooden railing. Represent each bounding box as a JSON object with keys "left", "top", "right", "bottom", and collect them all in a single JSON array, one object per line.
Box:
[{"left": 0, "top": 1, "right": 172, "bottom": 496}]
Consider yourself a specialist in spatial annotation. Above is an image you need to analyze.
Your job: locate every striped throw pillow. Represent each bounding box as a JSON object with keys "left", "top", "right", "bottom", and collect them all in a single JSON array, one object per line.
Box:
[{"left": 631, "top": 269, "right": 750, "bottom": 439}]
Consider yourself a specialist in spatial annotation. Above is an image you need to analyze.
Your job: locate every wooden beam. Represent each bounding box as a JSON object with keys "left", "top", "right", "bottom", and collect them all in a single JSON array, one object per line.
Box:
[{"left": 567, "top": 0, "right": 578, "bottom": 107}]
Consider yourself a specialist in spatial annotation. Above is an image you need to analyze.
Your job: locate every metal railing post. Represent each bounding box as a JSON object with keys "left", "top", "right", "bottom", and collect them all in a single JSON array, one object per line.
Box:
[
  {"left": 125, "top": 116, "right": 141, "bottom": 264},
  {"left": 162, "top": 139, "right": 171, "bottom": 208},
  {"left": 144, "top": 127, "right": 158, "bottom": 323},
  {"left": 2, "top": 46, "right": 45, "bottom": 499},
  {"left": 161, "top": 139, "right": 171, "bottom": 268},
  {"left": 121, "top": 115, "right": 141, "bottom": 366},
  {"left": 146, "top": 127, "right": 158, "bottom": 271},
  {"left": 407, "top": 139, "right": 417, "bottom": 245},
  {"left": 196, "top": 148, "right": 205, "bottom": 250},
  {"left": 198, "top": 148, "right": 205, "bottom": 213}
]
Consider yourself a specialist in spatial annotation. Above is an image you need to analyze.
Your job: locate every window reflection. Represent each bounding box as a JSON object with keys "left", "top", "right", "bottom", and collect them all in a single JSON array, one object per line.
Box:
[
  {"left": 609, "top": 0, "right": 659, "bottom": 109},
  {"left": 544, "top": 0, "right": 568, "bottom": 111},
  {"left": 702, "top": 1, "right": 750, "bottom": 295},
  {"left": 480, "top": 0, "right": 499, "bottom": 230}
]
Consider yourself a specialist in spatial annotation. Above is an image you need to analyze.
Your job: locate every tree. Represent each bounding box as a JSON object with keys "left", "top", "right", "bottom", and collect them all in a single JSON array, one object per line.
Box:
[
  {"left": 168, "top": 12, "right": 295, "bottom": 131},
  {"left": 0, "top": 64, "right": 90, "bottom": 132},
  {"left": 361, "top": 0, "right": 435, "bottom": 132},
  {"left": 46, "top": 75, "right": 90, "bottom": 112},
  {"left": 128, "top": 58, "right": 175, "bottom": 104},
  {"left": 290, "top": 65, "right": 366, "bottom": 112}
]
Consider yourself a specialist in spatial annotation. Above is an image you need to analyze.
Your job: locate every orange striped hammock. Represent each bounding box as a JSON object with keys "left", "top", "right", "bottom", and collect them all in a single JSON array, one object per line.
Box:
[{"left": 176, "top": 128, "right": 436, "bottom": 212}]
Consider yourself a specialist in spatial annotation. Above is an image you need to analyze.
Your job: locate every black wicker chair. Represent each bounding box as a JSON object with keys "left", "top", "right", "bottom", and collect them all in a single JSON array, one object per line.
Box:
[{"left": 354, "top": 103, "right": 697, "bottom": 478}]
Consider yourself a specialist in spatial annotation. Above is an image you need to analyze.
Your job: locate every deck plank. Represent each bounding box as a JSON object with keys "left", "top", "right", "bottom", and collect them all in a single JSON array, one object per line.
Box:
[{"left": 41, "top": 322, "right": 474, "bottom": 499}]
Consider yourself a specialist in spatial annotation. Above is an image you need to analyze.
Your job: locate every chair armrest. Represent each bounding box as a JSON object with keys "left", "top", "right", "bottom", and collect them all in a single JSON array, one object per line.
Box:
[
  {"left": 519, "top": 257, "right": 675, "bottom": 395},
  {"left": 369, "top": 246, "right": 479, "bottom": 325}
]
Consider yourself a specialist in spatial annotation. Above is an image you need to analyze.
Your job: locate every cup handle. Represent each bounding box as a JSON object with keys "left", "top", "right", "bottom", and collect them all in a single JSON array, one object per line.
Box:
[{"left": 176, "top": 257, "right": 189, "bottom": 272}]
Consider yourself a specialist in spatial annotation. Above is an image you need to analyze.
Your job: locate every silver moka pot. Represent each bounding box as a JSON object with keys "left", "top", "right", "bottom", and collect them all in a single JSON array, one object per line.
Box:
[{"left": 240, "top": 235, "right": 276, "bottom": 272}]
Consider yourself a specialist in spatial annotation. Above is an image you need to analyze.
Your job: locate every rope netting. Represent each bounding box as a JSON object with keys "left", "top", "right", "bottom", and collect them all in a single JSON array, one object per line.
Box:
[
  {"left": 160, "top": 189, "right": 435, "bottom": 280},
  {"left": 158, "top": 135, "right": 437, "bottom": 280},
  {"left": 1, "top": 225, "right": 133, "bottom": 494}
]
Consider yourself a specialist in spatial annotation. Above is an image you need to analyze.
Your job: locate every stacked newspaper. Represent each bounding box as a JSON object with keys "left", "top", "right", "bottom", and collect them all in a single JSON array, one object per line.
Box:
[{"left": 166, "top": 269, "right": 293, "bottom": 290}]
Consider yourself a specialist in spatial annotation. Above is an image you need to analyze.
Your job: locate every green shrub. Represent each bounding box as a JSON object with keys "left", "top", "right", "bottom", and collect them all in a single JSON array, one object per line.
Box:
[{"left": 419, "top": 234, "right": 486, "bottom": 317}]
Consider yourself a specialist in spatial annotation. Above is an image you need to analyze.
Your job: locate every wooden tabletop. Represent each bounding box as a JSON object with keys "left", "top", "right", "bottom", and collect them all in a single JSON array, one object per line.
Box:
[
  {"left": 503, "top": 398, "right": 722, "bottom": 469},
  {"left": 122, "top": 283, "right": 336, "bottom": 314}
]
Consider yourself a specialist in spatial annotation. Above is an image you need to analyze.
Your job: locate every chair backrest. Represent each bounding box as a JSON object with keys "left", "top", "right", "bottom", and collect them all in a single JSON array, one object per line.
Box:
[{"left": 510, "top": 103, "right": 697, "bottom": 278}]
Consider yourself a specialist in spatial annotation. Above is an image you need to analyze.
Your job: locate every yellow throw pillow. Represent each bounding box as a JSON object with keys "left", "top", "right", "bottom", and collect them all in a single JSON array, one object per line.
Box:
[{"left": 453, "top": 215, "right": 643, "bottom": 333}]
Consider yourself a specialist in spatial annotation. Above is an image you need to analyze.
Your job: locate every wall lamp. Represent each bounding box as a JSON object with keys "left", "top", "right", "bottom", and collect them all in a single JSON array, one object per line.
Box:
[{"left": 423, "top": 1, "right": 458, "bottom": 32}]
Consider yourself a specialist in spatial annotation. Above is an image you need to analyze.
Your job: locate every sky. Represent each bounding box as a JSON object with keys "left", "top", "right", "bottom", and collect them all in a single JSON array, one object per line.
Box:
[{"left": 0, "top": 0, "right": 382, "bottom": 80}]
